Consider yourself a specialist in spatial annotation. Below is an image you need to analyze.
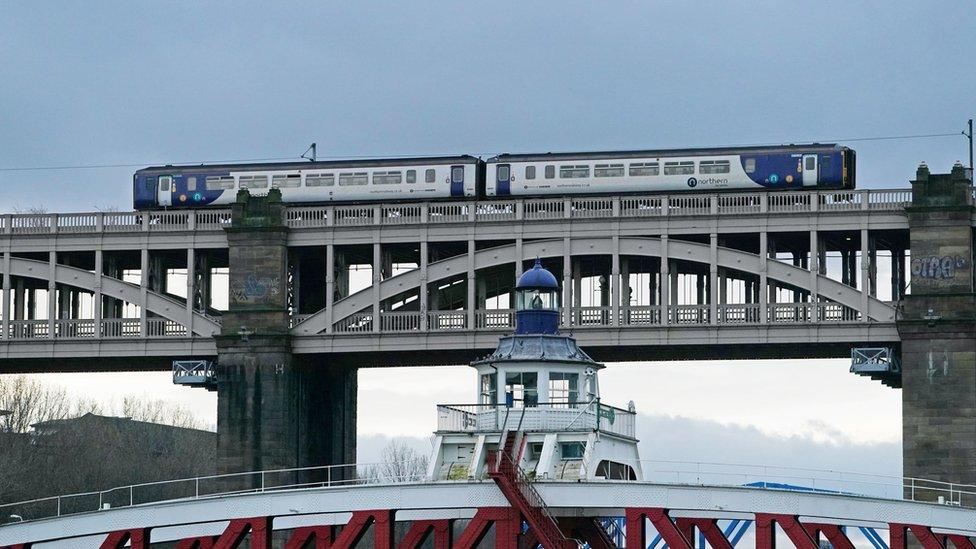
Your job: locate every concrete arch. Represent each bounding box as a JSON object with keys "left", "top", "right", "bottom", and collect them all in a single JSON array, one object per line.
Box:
[
  {"left": 3, "top": 258, "right": 220, "bottom": 336},
  {"left": 292, "top": 237, "right": 895, "bottom": 335}
]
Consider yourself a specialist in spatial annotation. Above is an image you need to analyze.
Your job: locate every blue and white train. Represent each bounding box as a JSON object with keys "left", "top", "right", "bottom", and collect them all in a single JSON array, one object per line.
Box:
[{"left": 133, "top": 144, "right": 854, "bottom": 210}]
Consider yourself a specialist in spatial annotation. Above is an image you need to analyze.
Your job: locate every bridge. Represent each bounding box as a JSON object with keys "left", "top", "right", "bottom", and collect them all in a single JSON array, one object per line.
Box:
[
  {"left": 0, "top": 188, "right": 920, "bottom": 366},
  {"left": 0, "top": 162, "right": 974, "bottom": 495},
  {"left": 3, "top": 461, "right": 976, "bottom": 549}
]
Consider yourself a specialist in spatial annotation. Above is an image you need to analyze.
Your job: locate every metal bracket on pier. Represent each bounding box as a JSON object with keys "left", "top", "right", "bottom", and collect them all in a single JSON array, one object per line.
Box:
[
  {"left": 850, "top": 347, "right": 901, "bottom": 388},
  {"left": 172, "top": 360, "right": 217, "bottom": 391}
]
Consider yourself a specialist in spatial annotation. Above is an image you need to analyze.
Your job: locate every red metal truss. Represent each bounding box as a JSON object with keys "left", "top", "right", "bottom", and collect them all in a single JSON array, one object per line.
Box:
[
  {"left": 674, "top": 517, "right": 735, "bottom": 549},
  {"left": 284, "top": 525, "right": 337, "bottom": 549},
  {"left": 398, "top": 520, "right": 452, "bottom": 549},
  {"left": 453, "top": 507, "right": 521, "bottom": 549},
  {"left": 176, "top": 537, "right": 218, "bottom": 549},
  {"left": 100, "top": 527, "right": 151, "bottom": 549},
  {"left": 330, "top": 509, "right": 395, "bottom": 549},
  {"left": 890, "top": 523, "right": 976, "bottom": 549},
  {"left": 0, "top": 544, "right": 33, "bottom": 549},
  {"left": 626, "top": 508, "right": 735, "bottom": 549}
]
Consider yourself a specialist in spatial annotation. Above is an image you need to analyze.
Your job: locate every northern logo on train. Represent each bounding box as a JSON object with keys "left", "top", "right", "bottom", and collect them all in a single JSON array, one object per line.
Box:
[{"left": 687, "top": 177, "right": 698, "bottom": 188}]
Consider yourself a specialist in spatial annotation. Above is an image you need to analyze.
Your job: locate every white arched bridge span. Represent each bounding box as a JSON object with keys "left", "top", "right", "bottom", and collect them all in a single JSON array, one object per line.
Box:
[{"left": 0, "top": 188, "right": 929, "bottom": 369}]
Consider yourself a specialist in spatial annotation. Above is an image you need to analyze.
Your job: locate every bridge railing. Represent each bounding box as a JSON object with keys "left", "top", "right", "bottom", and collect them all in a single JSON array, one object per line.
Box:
[
  {"left": 5, "top": 457, "right": 976, "bottom": 527},
  {"left": 322, "top": 303, "right": 867, "bottom": 334},
  {"left": 2, "top": 318, "right": 194, "bottom": 340},
  {"left": 0, "top": 460, "right": 428, "bottom": 524},
  {"left": 436, "top": 401, "right": 637, "bottom": 440},
  {"left": 0, "top": 189, "right": 921, "bottom": 236},
  {"left": 634, "top": 459, "right": 976, "bottom": 506}
]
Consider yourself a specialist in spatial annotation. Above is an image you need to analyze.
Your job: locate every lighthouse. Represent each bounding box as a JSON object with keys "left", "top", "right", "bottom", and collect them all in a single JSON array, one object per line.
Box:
[{"left": 429, "top": 260, "right": 641, "bottom": 482}]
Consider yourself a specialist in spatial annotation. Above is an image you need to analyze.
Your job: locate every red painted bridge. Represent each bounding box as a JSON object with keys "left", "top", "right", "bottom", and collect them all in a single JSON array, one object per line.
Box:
[{"left": 2, "top": 478, "right": 976, "bottom": 548}]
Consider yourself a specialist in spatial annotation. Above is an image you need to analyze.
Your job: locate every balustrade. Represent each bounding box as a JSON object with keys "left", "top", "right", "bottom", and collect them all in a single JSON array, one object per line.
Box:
[{"left": 0, "top": 189, "right": 918, "bottom": 236}]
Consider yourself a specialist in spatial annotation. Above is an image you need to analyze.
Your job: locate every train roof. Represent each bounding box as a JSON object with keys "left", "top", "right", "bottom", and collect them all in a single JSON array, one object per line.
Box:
[
  {"left": 486, "top": 144, "right": 847, "bottom": 163},
  {"left": 136, "top": 154, "right": 482, "bottom": 175}
]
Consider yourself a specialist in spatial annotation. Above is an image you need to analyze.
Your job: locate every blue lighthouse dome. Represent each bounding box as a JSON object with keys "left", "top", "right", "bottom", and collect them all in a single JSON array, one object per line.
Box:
[
  {"left": 514, "top": 259, "right": 560, "bottom": 335},
  {"left": 517, "top": 259, "right": 559, "bottom": 289}
]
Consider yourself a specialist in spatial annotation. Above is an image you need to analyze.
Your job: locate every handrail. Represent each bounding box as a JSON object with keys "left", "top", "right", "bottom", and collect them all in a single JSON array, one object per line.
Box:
[
  {"left": 0, "top": 188, "right": 924, "bottom": 237},
  {"left": 6, "top": 457, "right": 976, "bottom": 526}
]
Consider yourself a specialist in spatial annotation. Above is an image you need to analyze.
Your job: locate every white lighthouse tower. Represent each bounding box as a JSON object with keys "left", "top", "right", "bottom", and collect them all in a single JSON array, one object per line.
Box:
[{"left": 429, "top": 259, "right": 641, "bottom": 482}]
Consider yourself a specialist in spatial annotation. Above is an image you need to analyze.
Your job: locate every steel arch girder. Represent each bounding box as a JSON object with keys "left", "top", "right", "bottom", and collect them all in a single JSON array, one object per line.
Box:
[
  {"left": 292, "top": 236, "right": 895, "bottom": 335},
  {"left": 2, "top": 257, "right": 220, "bottom": 337}
]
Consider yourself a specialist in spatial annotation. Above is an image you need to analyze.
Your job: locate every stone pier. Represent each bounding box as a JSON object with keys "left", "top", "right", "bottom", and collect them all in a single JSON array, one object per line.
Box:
[
  {"left": 215, "top": 189, "right": 355, "bottom": 484},
  {"left": 898, "top": 163, "right": 976, "bottom": 498}
]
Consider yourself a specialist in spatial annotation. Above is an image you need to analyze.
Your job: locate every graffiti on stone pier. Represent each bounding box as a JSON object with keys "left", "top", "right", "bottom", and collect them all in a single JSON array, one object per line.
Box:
[
  {"left": 911, "top": 256, "right": 969, "bottom": 280},
  {"left": 231, "top": 274, "right": 281, "bottom": 302}
]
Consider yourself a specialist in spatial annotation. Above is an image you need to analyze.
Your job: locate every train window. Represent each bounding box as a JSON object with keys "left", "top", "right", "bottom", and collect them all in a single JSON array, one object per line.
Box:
[
  {"left": 205, "top": 176, "right": 235, "bottom": 190},
  {"left": 187, "top": 177, "right": 197, "bottom": 191},
  {"left": 159, "top": 176, "right": 171, "bottom": 191},
  {"left": 373, "top": 171, "right": 403, "bottom": 185},
  {"left": 629, "top": 162, "right": 659, "bottom": 176},
  {"left": 239, "top": 175, "right": 268, "bottom": 189},
  {"left": 339, "top": 172, "right": 368, "bottom": 186},
  {"left": 805, "top": 156, "right": 816, "bottom": 170},
  {"left": 498, "top": 165, "right": 511, "bottom": 181},
  {"left": 272, "top": 174, "right": 301, "bottom": 188},
  {"left": 744, "top": 158, "right": 756, "bottom": 173},
  {"left": 452, "top": 166, "right": 464, "bottom": 183},
  {"left": 406, "top": 170, "right": 417, "bottom": 184},
  {"left": 663, "top": 161, "right": 695, "bottom": 175},
  {"left": 820, "top": 155, "right": 831, "bottom": 172},
  {"left": 559, "top": 165, "right": 590, "bottom": 178},
  {"left": 305, "top": 173, "right": 335, "bottom": 186},
  {"left": 545, "top": 165, "right": 555, "bottom": 179},
  {"left": 425, "top": 169, "right": 436, "bottom": 183},
  {"left": 699, "top": 160, "right": 730, "bottom": 174},
  {"left": 525, "top": 166, "right": 536, "bottom": 179},
  {"left": 594, "top": 164, "right": 624, "bottom": 177}
]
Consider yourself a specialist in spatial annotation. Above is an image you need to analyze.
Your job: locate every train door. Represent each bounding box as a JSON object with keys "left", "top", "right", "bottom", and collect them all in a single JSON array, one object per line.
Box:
[
  {"left": 496, "top": 164, "right": 511, "bottom": 195},
  {"left": 157, "top": 175, "right": 173, "bottom": 207},
  {"left": 801, "top": 155, "right": 818, "bottom": 186},
  {"left": 451, "top": 165, "right": 465, "bottom": 197}
]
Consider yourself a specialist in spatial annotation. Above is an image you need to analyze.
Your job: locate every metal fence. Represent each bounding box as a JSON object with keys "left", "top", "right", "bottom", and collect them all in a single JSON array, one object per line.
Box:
[{"left": 0, "top": 189, "right": 922, "bottom": 235}]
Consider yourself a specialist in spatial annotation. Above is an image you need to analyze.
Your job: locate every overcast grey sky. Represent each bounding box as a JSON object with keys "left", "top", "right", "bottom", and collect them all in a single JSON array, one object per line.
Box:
[
  {"left": 1, "top": 2, "right": 974, "bottom": 212},
  {"left": 1, "top": 2, "right": 971, "bottom": 475}
]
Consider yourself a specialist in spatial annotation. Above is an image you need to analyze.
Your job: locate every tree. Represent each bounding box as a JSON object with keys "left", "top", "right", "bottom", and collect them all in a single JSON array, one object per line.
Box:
[
  {"left": 0, "top": 376, "right": 72, "bottom": 433},
  {"left": 362, "top": 439, "right": 430, "bottom": 483}
]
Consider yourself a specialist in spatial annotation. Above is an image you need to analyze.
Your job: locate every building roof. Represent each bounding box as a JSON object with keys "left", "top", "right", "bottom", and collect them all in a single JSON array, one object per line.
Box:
[
  {"left": 473, "top": 334, "right": 603, "bottom": 367},
  {"left": 30, "top": 413, "right": 212, "bottom": 435}
]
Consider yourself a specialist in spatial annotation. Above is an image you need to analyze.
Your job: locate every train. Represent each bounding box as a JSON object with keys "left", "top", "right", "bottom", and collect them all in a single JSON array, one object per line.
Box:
[{"left": 132, "top": 144, "right": 855, "bottom": 210}]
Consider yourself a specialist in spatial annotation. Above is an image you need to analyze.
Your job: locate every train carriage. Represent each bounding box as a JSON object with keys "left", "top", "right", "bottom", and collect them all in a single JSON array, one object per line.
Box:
[
  {"left": 133, "top": 155, "right": 481, "bottom": 210},
  {"left": 132, "top": 145, "right": 854, "bottom": 210},
  {"left": 485, "top": 144, "right": 854, "bottom": 197}
]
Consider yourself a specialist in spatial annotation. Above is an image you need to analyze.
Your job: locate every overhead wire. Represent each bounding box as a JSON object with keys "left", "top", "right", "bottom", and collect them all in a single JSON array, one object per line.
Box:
[{"left": 0, "top": 130, "right": 967, "bottom": 172}]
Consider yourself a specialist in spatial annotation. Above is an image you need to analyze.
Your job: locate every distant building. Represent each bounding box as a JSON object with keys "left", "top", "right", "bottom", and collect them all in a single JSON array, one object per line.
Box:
[
  {"left": 29, "top": 412, "right": 215, "bottom": 455},
  {"left": 1, "top": 413, "right": 216, "bottom": 506}
]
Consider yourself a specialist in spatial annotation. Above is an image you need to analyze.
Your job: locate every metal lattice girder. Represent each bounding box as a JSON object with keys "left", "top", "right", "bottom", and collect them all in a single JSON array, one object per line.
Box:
[
  {"left": 851, "top": 347, "right": 901, "bottom": 374},
  {"left": 172, "top": 360, "right": 217, "bottom": 390}
]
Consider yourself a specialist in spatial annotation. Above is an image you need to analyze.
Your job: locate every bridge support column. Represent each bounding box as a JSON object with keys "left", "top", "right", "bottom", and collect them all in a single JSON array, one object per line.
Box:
[
  {"left": 1, "top": 252, "right": 9, "bottom": 339},
  {"left": 898, "top": 163, "right": 976, "bottom": 498},
  {"left": 216, "top": 189, "right": 356, "bottom": 482}
]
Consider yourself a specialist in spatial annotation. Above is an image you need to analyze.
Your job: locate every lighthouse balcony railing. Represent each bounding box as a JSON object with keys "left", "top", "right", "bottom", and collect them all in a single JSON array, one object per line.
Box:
[{"left": 436, "top": 401, "right": 636, "bottom": 439}]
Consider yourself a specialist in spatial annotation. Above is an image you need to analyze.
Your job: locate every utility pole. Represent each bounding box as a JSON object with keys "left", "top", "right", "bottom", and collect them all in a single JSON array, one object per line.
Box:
[{"left": 967, "top": 119, "right": 973, "bottom": 170}]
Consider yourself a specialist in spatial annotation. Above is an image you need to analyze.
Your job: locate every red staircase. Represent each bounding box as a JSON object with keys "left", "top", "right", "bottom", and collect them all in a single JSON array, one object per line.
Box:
[{"left": 487, "top": 431, "right": 579, "bottom": 549}]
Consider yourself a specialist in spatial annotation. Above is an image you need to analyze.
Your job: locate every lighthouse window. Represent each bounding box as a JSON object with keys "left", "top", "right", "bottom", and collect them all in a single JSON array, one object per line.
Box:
[
  {"left": 549, "top": 373, "right": 579, "bottom": 407},
  {"left": 481, "top": 373, "right": 497, "bottom": 405},
  {"left": 516, "top": 289, "right": 556, "bottom": 311},
  {"left": 560, "top": 442, "right": 585, "bottom": 459},
  {"left": 505, "top": 372, "right": 538, "bottom": 408}
]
